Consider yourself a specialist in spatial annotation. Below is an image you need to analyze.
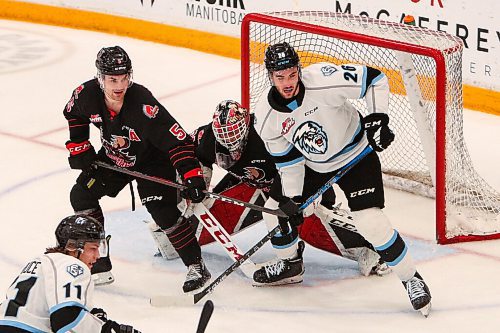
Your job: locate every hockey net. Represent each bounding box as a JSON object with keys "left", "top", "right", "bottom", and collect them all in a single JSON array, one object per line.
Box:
[{"left": 241, "top": 12, "right": 500, "bottom": 244}]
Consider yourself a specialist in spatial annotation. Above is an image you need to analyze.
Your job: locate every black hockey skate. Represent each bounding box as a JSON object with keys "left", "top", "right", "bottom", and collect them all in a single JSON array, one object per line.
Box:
[
  {"left": 403, "top": 271, "right": 432, "bottom": 317},
  {"left": 253, "top": 241, "right": 305, "bottom": 286},
  {"left": 91, "top": 235, "right": 114, "bottom": 286},
  {"left": 183, "top": 259, "right": 211, "bottom": 293}
]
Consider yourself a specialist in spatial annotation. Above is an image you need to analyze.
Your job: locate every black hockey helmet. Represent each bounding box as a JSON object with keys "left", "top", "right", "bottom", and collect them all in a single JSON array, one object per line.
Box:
[
  {"left": 95, "top": 46, "right": 132, "bottom": 75},
  {"left": 264, "top": 42, "right": 300, "bottom": 72},
  {"left": 56, "top": 215, "right": 106, "bottom": 254}
]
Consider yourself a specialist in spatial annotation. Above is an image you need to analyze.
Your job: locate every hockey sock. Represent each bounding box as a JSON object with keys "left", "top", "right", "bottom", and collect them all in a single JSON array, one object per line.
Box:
[
  {"left": 164, "top": 217, "right": 201, "bottom": 266},
  {"left": 352, "top": 208, "right": 416, "bottom": 281}
]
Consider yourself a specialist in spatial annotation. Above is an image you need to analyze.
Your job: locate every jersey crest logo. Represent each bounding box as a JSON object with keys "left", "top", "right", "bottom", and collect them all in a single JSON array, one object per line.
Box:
[
  {"left": 66, "top": 264, "right": 84, "bottom": 278},
  {"left": 102, "top": 135, "right": 137, "bottom": 167},
  {"left": 320, "top": 65, "right": 337, "bottom": 76},
  {"left": 281, "top": 117, "right": 295, "bottom": 135},
  {"left": 293, "top": 121, "right": 328, "bottom": 154},
  {"left": 143, "top": 104, "right": 159, "bottom": 119}
]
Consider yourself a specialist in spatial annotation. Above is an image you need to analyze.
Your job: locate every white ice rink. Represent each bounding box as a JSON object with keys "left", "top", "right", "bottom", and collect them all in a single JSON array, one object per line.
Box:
[{"left": 1, "top": 19, "right": 500, "bottom": 332}]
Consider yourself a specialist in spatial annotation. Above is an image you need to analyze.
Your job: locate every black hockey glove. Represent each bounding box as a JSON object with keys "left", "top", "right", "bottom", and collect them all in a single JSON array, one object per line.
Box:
[
  {"left": 91, "top": 308, "right": 108, "bottom": 321},
  {"left": 362, "top": 113, "right": 395, "bottom": 152},
  {"left": 101, "top": 320, "right": 141, "bottom": 333},
  {"left": 279, "top": 196, "right": 304, "bottom": 227},
  {"left": 181, "top": 168, "right": 207, "bottom": 203},
  {"left": 65, "top": 139, "right": 97, "bottom": 170}
]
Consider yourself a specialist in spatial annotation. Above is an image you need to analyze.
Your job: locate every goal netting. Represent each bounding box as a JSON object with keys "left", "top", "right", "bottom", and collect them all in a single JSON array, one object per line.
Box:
[{"left": 241, "top": 11, "right": 500, "bottom": 244}]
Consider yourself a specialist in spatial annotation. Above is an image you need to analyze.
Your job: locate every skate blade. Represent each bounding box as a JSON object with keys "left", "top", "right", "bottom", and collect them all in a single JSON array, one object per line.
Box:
[
  {"left": 252, "top": 276, "right": 303, "bottom": 287},
  {"left": 418, "top": 302, "right": 431, "bottom": 318}
]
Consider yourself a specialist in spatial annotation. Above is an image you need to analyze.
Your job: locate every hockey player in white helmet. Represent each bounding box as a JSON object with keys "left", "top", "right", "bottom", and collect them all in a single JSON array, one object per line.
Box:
[
  {"left": 0, "top": 215, "right": 141, "bottom": 332},
  {"left": 253, "top": 42, "right": 431, "bottom": 316}
]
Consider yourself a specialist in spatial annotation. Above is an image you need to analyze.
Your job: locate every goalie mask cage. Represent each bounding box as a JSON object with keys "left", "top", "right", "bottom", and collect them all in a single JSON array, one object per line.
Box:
[{"left": 241, "top": 12, "right": 500, "bottom": 244}]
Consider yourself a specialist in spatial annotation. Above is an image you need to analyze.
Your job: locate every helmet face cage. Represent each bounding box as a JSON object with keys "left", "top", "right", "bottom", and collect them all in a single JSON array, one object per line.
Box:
[
  {"left": 56, "top": 215, "right": 107, "bottom": 256},
  {"left": 212, "top": 100, "right": 250, "bottom": 152},
  {"left": 95, "top": 46, "right": 133, "bottom": 88}
]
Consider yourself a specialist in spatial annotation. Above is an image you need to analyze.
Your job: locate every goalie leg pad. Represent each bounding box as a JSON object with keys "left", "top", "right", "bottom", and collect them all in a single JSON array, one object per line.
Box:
[{"left": 147, "top": 221, "right": 179, "bottom": 260}]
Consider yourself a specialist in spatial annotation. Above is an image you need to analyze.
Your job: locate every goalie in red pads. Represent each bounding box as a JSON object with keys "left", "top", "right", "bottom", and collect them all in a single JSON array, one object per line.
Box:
[{"left": 149, "top": 100, "right": 390, "bottom": 279}]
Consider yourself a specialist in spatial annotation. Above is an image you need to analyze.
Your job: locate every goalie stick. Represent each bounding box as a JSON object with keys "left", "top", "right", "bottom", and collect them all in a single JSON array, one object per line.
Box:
[
  {"left": 192, "top": 203, "right": 255, "bottom": 278},
  {"left": 187, "top": 145, "right": 373, "bottom": 304},
  {"left": 94, "top": 161, "right": 288, "bottom": 217},
  {"left": 196, "top": 300, "right": 214, "bottom": 333}
]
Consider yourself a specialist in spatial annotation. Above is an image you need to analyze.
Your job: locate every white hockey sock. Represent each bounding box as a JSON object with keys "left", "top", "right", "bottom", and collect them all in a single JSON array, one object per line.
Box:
[{"left": 352, "top": 207, "right": 416, "bottom": 281}]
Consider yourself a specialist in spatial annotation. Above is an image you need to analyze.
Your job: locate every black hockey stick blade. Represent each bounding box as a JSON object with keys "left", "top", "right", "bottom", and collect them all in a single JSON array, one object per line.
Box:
[{"left": 196, "top": 300, "right": 214, "bottom": 333}]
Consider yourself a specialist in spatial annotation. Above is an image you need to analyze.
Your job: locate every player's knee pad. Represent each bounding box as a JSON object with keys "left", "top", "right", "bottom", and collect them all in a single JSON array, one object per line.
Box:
[
  {"left": 351, "top": 207, "right": 393, "bottom": 248},
  {"left": 70, "top": 183, "right": 99, "bottom": 212}
]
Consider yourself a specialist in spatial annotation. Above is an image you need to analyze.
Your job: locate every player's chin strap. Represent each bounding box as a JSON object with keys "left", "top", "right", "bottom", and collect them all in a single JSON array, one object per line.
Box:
[
  {"left": 93, "top": 161, "right": 289, "bottom": 217},
  {"left": 191, "top": 145, "right": 373, "bottom": 304}
]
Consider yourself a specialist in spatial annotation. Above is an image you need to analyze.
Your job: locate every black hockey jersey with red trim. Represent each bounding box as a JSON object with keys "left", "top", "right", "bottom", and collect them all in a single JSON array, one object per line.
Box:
[
  {"left": 192, "top": 118, "right": 276, "bottom": 190},
  {"left": 63, "top": 79, "right": 199, "bottom": 176}
]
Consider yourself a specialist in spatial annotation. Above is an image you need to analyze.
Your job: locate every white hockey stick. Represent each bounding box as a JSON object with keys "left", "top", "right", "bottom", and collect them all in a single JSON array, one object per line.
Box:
[{"left": 191, "top": 203, "right": 256, "bottom": 278}]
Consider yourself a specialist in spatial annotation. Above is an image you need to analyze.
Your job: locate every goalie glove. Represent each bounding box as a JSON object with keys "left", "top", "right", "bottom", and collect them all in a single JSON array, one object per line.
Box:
[
  {"left": 65, "top": 139, "right": 97, "bottom": 170},
  {"left": 362, "top": 113, "right": 395, "bottom": 152}
]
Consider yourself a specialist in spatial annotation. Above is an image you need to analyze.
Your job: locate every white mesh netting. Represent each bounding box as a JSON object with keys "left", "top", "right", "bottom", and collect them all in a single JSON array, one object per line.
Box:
[{"left": 243, "top": 11, "right": 500, "bottom": 242}]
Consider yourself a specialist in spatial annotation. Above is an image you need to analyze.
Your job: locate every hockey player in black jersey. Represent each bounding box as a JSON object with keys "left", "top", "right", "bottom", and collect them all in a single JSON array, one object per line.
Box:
[
  {"left": 63, "top": 46, "right": 209, "bottom": 293},
  {"left": 253, "top": 42, "right": 431, "bottom": 316},
  {"left": 0, "top": 214, "right": 141, "bottom": 333},
  {"left": 151, "top": 100, "right": 390, "bottom": 278}
]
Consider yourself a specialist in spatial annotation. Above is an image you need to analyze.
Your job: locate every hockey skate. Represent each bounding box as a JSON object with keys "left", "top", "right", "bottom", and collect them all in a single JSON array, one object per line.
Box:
[
  {"left": 183, "top": 259, "right": 211, "bottom": 293},
  {"left": 403, "top": 271, "right": 432, "bottom": 317},
  {"left": 357, "top": 247, "right": 391, "bottom": 277},
  {"left": 91, "top": 235, "right": 114, "bottom": 286},
  {"left": 253, "top": 241, "right": 305, "bottom": 286}
]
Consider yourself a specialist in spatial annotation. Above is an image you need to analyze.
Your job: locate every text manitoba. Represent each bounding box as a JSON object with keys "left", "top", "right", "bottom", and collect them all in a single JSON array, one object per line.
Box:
[{"left": 186, "top": 4, "right": 244, "bottom": 25}]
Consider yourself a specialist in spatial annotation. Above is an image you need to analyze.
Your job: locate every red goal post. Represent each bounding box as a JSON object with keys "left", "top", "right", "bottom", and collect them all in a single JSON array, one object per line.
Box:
[{"left": 241, "top": 12, "right": 500, "bottom": 244}]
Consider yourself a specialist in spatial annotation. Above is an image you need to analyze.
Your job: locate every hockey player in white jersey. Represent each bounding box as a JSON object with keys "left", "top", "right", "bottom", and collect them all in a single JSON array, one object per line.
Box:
[
  {"left": 0, "top": 215, "right": 141, "bottom": 332},
  {"left": 253, "top": 42, "right": 431, "bottom": 316}
]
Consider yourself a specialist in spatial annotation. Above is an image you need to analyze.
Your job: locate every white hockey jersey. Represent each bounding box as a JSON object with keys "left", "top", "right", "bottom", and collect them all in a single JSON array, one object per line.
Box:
[
  {"left": 0, "top": 252, "right": 104, "bottom": 332},
  {"left": 254, "top": 62, "right": 389, "bottom": 197}
]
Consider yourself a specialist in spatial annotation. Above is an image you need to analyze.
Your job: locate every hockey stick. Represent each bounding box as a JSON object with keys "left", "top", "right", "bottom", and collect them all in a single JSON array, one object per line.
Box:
[
  {"left": 191, "top": 145, "right": 373, "bottom": 304},
  {"left": 93, "top": 161, "right": 288, "bottom": 217},
  {"left": 192, "top": 203, "right": 256, "bottom": 278},
  {"left": 196, "top": 300, "right": 214, "bottom": 333}
]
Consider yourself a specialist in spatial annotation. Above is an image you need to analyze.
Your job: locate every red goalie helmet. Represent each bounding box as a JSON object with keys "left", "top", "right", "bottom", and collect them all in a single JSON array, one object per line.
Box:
[{"left": 212, "top": 100, "right": 250, "bottom": 152}]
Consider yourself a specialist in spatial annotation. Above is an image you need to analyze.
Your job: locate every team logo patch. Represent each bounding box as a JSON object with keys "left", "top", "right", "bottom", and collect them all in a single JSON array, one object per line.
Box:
[
  {"left": 320, "top": 65, "right": 337, "bottom": 76},
  {"left": 281, "top": 117, "right": 295, "bottom": 135},
  {"left": 293, "top": 121, "right": 328, "bottom": 154},
  {"left": 143, "top": 104, "right": 159, "bottom": 119},
  {"left": 90, "top": 114, "right": 102, "bottom": 123},
  {"left": 66, "top": 264, "right": 84, "bottom": 278}
]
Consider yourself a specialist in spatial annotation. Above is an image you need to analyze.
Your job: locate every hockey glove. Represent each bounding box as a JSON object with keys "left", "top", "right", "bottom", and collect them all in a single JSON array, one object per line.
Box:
[
  {"left": 279, "top": 196, "right": 304, "bottom": 227},
  {"left": 101, "top": 320, "right": 141, "bottom": 333},
  {"left": 181, "top": 168, "right": 207, "bottom": 203},
  {"left": 362, "top": 113, "right": 395, "bottom": 152},
  {"left": 65, "top": 140, "right": 97, "bottom": 170},
  {"left": 90, "top": 308, "right": 108, "bottom": 321}
]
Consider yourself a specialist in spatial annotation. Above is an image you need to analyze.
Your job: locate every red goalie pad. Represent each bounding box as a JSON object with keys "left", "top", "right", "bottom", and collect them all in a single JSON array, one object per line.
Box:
[{"left": 197, "top": 183, "right": 265, "bottom": 245}]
